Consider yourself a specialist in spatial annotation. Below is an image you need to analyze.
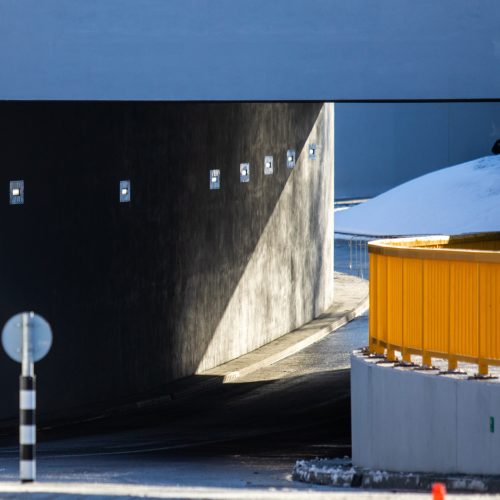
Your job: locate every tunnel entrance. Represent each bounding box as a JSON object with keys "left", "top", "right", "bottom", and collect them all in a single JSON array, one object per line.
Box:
[{"left": 0, "top": 102, "right": 334, "bottom": 423}]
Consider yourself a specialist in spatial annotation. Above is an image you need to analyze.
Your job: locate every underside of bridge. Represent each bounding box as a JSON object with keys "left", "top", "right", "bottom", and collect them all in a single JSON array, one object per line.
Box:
[{"left": 0, "top": 102, "right": 334, "bottom": 422}]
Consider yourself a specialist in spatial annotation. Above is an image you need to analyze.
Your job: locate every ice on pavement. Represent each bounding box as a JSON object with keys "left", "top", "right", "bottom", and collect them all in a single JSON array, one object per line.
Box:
[{"left": 335, "top": 155, "right": 500, "bottom": 237}]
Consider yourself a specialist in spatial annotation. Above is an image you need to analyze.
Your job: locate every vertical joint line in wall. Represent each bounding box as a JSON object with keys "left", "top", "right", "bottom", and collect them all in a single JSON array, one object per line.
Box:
[
  {"left": 421, "top": 260, "right": 425, "bottom": 362},
  {"left": 448, "top": 262, "right": 451, "bottom": 362},
  {"left": 477, "top": 262, "right": 481, "bottom": 368},
  {"left": 385, "top": 255, "right": 388, "bottom": 355},
  {"left": 401, "top": 258, "right": 404, "bottom": 359}
]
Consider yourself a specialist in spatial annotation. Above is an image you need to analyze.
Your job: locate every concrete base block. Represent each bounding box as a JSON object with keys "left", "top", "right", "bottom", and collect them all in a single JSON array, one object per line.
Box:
[{"left": 351, "top": 352, "right": 500, "bottom": 475}]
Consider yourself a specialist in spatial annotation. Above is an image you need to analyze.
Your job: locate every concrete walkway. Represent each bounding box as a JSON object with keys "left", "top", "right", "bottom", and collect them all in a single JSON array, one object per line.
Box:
[{"left": 201, "top": 271, "right": 368, "bottom": 383}]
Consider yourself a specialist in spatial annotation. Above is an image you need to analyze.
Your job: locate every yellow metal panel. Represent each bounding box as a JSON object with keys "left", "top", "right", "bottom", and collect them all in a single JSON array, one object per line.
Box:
[
  {"left": 387, "top": 256, "right": 403, "bottom": 348},
  {"left": 423, "top": 259, "right": 449, "bottom": 355},
  {"left": 376, "top": 254, "right": 388, "bottom": 346},
  {"left": 369, "top": 252, "right": 377, "bottom": 349},
  {"left": 402, "top": 258, "right": 423, "bottom": 351},
  {"left": 479, "top": 263, "right": 500, "bottom": 361},
  {"left": 450, "top": 261, "right": 478, "bottom": 359}
]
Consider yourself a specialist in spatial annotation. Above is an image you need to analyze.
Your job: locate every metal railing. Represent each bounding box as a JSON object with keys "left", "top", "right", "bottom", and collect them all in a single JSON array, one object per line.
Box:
[
  {"left": 368, "top": 232, "right": 500, "bottom": 375},
  {"left": 348, "top": 237, "right": 370, "bottom": 279},
  {"left": 334, "top": 234, "right": 371, "bottom": 279}
]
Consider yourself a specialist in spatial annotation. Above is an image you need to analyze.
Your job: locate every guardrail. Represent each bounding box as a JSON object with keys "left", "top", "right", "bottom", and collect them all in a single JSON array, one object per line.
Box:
[{"left": 368, "top": 232, "right": 500, "bottom": 375}]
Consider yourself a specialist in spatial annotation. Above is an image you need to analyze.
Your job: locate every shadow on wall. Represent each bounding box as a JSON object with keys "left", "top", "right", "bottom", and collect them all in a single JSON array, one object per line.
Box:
[
  {"left": 0, "top": 102, "right": 333, "bottom": 422},
  {"left": 195, "top": 103, "right": 334, "bottom": 373}
]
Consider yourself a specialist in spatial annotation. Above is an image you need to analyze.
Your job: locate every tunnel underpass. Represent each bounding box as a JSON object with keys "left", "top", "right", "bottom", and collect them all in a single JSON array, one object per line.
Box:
[{"left": 0, "top": 102, "right": 334, "bottom": 424}]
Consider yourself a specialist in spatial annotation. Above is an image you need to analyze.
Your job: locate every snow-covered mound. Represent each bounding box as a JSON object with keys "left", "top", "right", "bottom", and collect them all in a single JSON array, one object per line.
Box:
[{"left": 335, "top": 155, "right": 500, "bottom": 237}]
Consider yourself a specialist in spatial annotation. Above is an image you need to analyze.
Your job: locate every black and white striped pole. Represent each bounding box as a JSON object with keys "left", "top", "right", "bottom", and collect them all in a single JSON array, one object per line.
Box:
[
  {"left": 20, "top": 312, "right": 36, "bottom": 482},
  {"left": 1, "top": 312, "right": 52, "bottom": 483}
]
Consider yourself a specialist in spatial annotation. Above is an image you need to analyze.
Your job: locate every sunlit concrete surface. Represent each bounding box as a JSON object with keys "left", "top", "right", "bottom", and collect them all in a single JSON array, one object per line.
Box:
[{"left": 203, "top": 272, "right": 368, "bottom": 383}]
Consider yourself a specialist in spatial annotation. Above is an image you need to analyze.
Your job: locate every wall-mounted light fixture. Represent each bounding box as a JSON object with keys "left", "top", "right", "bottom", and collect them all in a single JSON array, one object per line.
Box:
[
  {"left": 264, "top": 156, "right": 273, "bottom": 175},
  {"left": 9, "top": 180, "right": 24, "bottom": 205},
  {"left": 120, "top": 180, "right": 131, "bottom": 203},
  {"left": 286, "top": 149, "right": 296, "bottom": 169},
  {"left": 210, "top": 169, "right": 220, "bottom": 190},
  {"left": 240, "top": 163, "right": 250, "bottom": 183},
  {"left": 308, "top": 144, "right": 317, "bottom": 160}
]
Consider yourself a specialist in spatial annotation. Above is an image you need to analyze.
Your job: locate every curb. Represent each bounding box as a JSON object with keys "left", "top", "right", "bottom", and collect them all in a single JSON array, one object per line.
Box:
[{"left": 216, "top": 297, "right": 368, "bottom": 383}]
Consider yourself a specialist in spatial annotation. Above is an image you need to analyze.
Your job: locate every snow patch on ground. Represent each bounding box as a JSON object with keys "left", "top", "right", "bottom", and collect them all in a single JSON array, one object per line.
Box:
[
  {"left": 371, "top": 470, "right": 390, "bottom": 484},
  {"left": 293, "top": 459, "right": 498, "bottom": 492},
  {"left": 335, "top": 155, "right": 500, "bottom": 237},
  {"left": 450, "top": 478, "right": 487, "bottom": 492},
  {"left": 294, "top": 458, "right": 355, "bottom": 487}
]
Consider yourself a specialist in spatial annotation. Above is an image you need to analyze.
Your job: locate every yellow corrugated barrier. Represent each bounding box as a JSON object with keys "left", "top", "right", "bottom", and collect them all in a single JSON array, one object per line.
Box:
[
  {"left": 423, "top": 259, "right": 449, "bottom": 361},
  {"left": 368, "top": 232, "right": 500, "bottom": 374},
  {"left": 402, "top": 258, "right": 422, "bottom": 359},
  {"left": 386, "top": 256, "right": 403, "bottom": 360}
]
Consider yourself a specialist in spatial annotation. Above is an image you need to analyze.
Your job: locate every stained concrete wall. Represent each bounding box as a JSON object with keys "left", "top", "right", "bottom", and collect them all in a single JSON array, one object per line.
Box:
[
  {"left": 351, "top": 352, "right": 500, "bottom": 474},
  {"left": 0, "top": 102, "right": 334, "bottom": 421},
  {"left": 335, "top": 102, "right": 500, "bottom": 199}
]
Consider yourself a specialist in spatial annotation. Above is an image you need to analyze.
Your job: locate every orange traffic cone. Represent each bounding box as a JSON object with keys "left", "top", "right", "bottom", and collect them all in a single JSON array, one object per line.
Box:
[{"left": 432, "top": 483, "right": 446, "bottom": 500}]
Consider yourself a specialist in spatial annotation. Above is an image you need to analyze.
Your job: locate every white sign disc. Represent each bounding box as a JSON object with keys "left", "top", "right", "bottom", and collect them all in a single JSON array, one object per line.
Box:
[{"left": 2, "top": 312, "right": 52, "bottom": 363}]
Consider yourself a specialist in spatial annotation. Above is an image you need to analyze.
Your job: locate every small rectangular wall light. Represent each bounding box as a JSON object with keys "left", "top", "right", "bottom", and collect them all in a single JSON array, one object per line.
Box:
[
  {"left": 240, "top": 163, "right": 250, "bottom": 183},
  {"left": 9, "top": 180, "right": 24, "bottom": 205},
  {"left": 308, "top": 143, "right": 317, "bottom": 160},
  {"left": 286, "top": 149, "right": 296, "bottom": 169},
  {"left": 210, "top": 169, "right": 220, "bottom": 190},
  {"left": 264, "top": 156, "right": 273, "bottom": 175},
  {"left": 120, "top": 180, "right": 131, "bottom": 203}
]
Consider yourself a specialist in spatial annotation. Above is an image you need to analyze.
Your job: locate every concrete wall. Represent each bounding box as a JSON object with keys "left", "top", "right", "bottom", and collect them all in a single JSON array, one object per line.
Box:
[
  {"left": 0, "top": 102, "right": 334, "bottom": 421},
  {"left": 335, "top": 102, "right": 500, "bottom": 199},
  {"left": 351, "top": 352, "right": 500, "bottom": 475},
  {"left": 1, "top": 0, "right": 500, "bottom": 100}
]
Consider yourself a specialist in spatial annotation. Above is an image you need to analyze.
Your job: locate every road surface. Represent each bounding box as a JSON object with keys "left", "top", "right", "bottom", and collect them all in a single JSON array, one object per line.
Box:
[{"left": 0, "top": 312, "right": 368, "bottom": 497}]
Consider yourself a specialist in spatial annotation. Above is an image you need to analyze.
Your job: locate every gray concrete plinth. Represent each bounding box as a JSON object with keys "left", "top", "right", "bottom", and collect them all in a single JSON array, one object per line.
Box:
[{"left": 351, "top": 352, "right": 500, "bottom": 475}]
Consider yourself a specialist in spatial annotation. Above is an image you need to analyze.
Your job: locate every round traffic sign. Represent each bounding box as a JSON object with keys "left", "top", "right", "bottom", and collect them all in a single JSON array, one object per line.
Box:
[{"left": 1, "top": 312, "right": 52, "bottom": 363}]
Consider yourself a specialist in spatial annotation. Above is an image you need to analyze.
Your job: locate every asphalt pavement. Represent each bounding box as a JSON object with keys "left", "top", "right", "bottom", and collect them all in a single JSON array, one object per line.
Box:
[{"left": 0, "top": 312, "right": 367, "bottom": 498}]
